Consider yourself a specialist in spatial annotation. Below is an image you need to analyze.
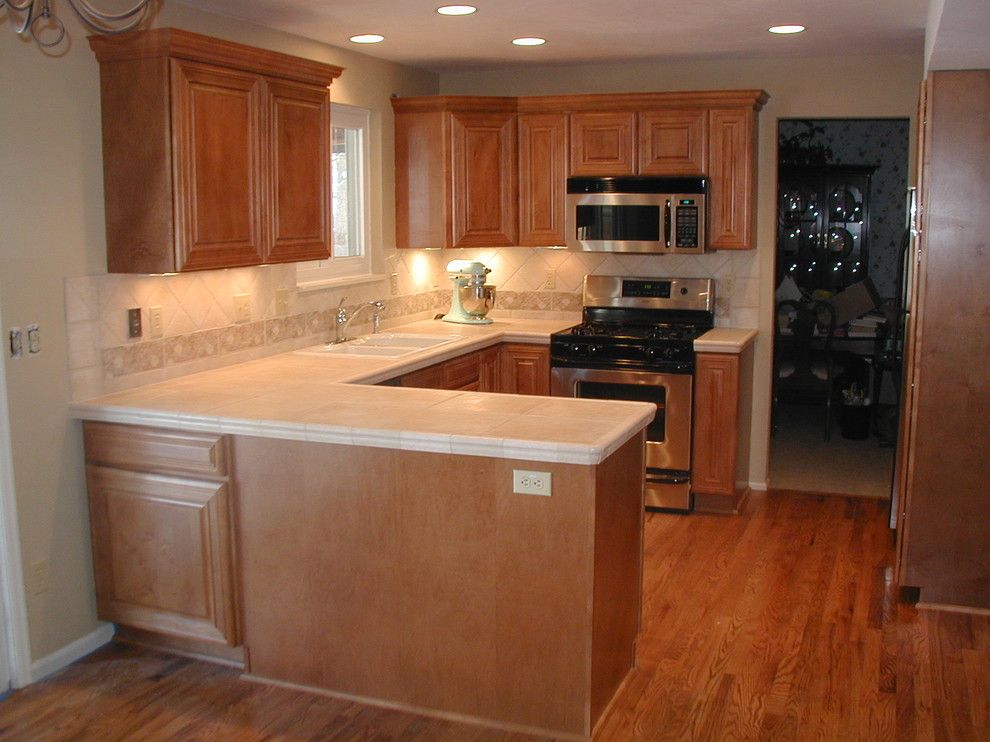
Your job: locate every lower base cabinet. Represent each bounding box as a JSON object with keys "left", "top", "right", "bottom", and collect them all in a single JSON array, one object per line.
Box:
[
  {"left": 83, "top": 423, "right": 239, "bottom": 651},
  {"left": 398, "top": 342, "right": 548, "bottom": 395}
]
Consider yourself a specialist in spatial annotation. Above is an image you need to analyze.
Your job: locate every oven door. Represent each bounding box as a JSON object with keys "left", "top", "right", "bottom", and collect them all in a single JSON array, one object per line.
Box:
[{"left": 550, "top": 366, "right": 693, "bottom": 510}]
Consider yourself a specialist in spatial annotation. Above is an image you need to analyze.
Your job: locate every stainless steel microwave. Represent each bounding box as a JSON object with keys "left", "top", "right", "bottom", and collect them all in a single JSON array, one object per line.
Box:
[{"left": 565, "top": 176, "right": 706, "bottom": 254}]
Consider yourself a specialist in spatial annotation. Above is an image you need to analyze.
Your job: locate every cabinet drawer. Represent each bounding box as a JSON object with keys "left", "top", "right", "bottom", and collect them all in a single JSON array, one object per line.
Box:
[
  {"left": 442, "top": 352, "right": 480, "bottom": 389},
  {"left": 84, "top": 422, "right": 228, "bottom": 478}
]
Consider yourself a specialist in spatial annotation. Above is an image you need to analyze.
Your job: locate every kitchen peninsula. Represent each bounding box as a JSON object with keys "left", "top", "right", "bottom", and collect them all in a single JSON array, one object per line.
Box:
[{"left": 72, "top": 319, "right": 652, "bottom": 740}]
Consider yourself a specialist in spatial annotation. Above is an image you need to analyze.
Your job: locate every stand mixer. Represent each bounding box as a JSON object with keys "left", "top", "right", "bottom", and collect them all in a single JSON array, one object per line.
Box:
[{"left": 443, "top": 260, "right": 496, "bottom": 324}]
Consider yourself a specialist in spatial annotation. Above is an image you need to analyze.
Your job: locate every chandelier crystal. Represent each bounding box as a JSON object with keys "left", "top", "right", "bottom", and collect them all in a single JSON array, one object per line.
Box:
[{"left": 1, "top": 0, "right": 153, "bottom": 49}]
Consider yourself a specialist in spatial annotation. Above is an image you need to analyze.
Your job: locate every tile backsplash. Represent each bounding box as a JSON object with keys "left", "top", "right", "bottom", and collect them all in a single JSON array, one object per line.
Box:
[{"left": 64, "top": 247, "right": 760, "bottom": 401}]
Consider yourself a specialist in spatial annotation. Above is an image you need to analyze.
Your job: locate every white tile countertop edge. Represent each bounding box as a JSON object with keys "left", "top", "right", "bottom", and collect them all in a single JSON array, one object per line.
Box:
[
  {"left": 694, "top": 328, "right": 757, "bottom": 354},
  {"left": 70, "top": 317, "right": 661, "bottom": 466}
]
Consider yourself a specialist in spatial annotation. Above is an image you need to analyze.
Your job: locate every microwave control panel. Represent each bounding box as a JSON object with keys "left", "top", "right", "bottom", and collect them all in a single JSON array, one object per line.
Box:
[{"left": 674, "top": 199, "right": 700, "bottom": 248}]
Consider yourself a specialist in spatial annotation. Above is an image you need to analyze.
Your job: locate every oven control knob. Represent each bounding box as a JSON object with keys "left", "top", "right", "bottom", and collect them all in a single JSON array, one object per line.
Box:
[
  {"left": 588, "top": 344, "right": 603, "bottom": 356},
  {"left": 569, "top": 343, "right": 584, "bottom": 355}
]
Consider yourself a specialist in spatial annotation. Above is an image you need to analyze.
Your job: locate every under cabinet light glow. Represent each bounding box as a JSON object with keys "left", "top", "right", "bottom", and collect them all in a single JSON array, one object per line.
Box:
[
  {"left": 349, "top": 34, "right": 385, "bottom": 43},
  {"left": 768, "top": 25, "right": 805, "bottom": 34},
  {"left": 512, "top": 37, "right": 546, "bottom": 46}
]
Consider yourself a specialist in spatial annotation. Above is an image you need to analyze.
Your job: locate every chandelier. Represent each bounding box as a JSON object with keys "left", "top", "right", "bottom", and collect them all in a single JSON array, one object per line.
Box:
[{"left": 1, "top": 0, "right": 154, "bottom": 49}]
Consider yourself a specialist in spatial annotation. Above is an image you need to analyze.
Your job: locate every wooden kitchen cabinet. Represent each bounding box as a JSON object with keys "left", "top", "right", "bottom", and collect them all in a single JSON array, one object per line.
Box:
[
  {"left": 90, "top": 28, "right": 341, "bottom": 273},
  {"left": 518, "top": 113, "right": 568, "bottom": 246},
  {"left": 569, "top": 111, "right": 636, "bottom": 176},
  {"left": 83, "top": 422, "right": 240, "bottom": 654},
  {"left": 479, "top": 345, "right": 501, "bottom": 392},
  {"left": 399, "top": 348, "right": 484, "bottom": 391},
  {"left": 692, "top": 347, "right": 753, "bottom": 514},
  {"left": 500, "top": 343, "right": 550, "bottom": 396},
  {"left": 393, "top": 97, "right": 517, "bottom": 249},
  {"left": 707, "top": 107, "right": 758, "bottom": 250},
  {"left": 637, "top": 109, "right": 708, "bottom": 175}
]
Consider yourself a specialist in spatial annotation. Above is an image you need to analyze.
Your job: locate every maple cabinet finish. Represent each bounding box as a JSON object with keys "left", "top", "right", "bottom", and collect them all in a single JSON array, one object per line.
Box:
[
  {"left": 397, "top": 343, "right": 547, "bottom": 395},
  {"left": 691, "top": 347, "right": 753, "bottom": 514},
  {"left": 233, "top": 432, "right": 644, "bottom": 738},
  {"left": 518, "top": 113, "right": 568, "bottom": 246},
  {"left": 637, "top": 109, "right": 708, "bottom": 175},
  {"left": 569, "top": 111, "right": 636, "bottom": 176},
  {"left": 393, "top": 97, "right": 518, "bottom": 249},
  {"left": 895, "top": 71, "right": 990, "bottom": 611},
  {"left": 89, "top": 28, "right": 341, "bottom": 273},
  {"left": 500, "top": 343, "right": 551, "bottom": 396},
  {"left": 83, "top": 423, "right": 239, "bottom": 653},
  {"left": 394, "top": 90, "right": 766, "bottom": 251}
]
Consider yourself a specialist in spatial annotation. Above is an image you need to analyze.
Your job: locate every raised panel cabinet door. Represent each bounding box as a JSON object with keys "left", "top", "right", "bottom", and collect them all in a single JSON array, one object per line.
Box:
[
  {"left": 266, "top": 78, "right": 331, "bottom": 263},
  {"left": 638, "top": 109, "right": 707, "bottom": 175},
  {"left": 450, "top": 111, "right": 518, "bottom": 247},
  {"left": 691, "top": 353, "right": 739, "bottom": 497},
  {"left": 86, "top": 465, "right": 238, "bottom": 646},
  {"left": 518, "top": 113, "right": 568, "bottom": 246},
  {"left": 500, "top": 344, "right": 550, "bottom": 396},
  {"left": 569, "top": 112, "right": 635, "bottom": 176},
  {"left": 171, "top": 60, "right": 266, "bottom": 270},
  {"left": 707, "top": 107, "right": 756, "bottom": 250},
  {"left": 479, "top": 345, "right": 501, "bottom": 392}
]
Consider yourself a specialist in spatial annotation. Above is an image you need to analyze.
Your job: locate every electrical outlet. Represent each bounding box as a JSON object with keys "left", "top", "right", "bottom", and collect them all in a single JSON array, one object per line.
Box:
[
  {"left": 234, "top": 293, "right": 251, "bottom": 323},
  {"left": 127, "top": 307, "right": 142, "bottom": 338},
  {"left": 26, "top": 323, "right": 40, "bottom": 354},
  {"left": 148, "top": 306, "right": 164, "bottom": 338},
  {"left": 29, "top": 560, "right": 50, "bottom": 595},
  {"left": 541, "top": 270, "right": 556, "bottom": 290},
  {"left": 275, "top": 288, "right": 290, "bottom": 316},
  {"left": 513, "top": 469, "right": 552, "bottom": 496},
  {"left": 9, "top": 327, "right": 23, "bottom": 359}
]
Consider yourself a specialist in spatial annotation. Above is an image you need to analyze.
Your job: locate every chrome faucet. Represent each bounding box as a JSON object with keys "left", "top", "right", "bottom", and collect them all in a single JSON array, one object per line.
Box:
[{"left": 333, "top": 298, "right": 386, "bottom": 344}]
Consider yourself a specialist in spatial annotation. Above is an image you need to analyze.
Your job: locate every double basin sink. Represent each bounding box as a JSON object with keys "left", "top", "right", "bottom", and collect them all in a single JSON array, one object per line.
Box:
[{"left": 295, "top": 333, "right": 461, "bottom": 359}]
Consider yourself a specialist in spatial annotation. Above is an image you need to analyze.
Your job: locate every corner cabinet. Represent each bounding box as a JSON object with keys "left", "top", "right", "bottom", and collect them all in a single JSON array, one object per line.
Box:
[
  {"left": 393, "top": 97, "right": 518, "bottom": 249},
  {"left": 83, "top": 422, "right": 240, "bottom": 658},
  {"left": 394, "top": 90, "right": 767, "bottom": 251},
  {"left": 89, "top": 28, "right": 342, "bottom": 273}
]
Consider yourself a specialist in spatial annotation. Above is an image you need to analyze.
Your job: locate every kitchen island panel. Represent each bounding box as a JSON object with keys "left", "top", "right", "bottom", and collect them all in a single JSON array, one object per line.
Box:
[{"left": 232, "top": 434, "right": 642, "bottom": 738}]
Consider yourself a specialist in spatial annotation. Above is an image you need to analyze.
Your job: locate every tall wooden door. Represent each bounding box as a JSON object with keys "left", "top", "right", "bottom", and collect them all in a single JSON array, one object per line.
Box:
[
  {"left": 518, "top": 113, "right": 568, "bottom": 246},
  {"left": 707, "top": 107, "right": 755, "bottom": 250}
]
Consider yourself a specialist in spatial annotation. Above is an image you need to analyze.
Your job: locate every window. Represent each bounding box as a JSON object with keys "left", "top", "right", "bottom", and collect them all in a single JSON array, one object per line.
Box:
[{"left": 296, "top": 103, "right": 374, "bottom": 287}]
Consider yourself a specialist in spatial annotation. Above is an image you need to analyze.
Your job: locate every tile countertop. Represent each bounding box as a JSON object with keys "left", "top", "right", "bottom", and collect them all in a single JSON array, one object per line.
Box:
[
  {"left": 693, "top": 328, "right": 758, "bottom": 354},
  {"left": 70, "top": 317, "right": 657, "bottom": 466}
]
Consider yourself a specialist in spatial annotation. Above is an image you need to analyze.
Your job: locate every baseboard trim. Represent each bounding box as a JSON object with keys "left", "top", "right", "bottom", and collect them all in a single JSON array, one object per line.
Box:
[
  {"left": 29, "top": 622, "right": 115, "bottom": 684},
  {"left": 917, "top": 602, "right": 990, "bottom": 617},
  {"left": 749, "top": 480, "right": 768, "bottom": 492}
]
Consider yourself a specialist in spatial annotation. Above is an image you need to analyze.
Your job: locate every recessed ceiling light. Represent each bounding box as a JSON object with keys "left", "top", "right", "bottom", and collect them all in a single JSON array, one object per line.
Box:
[
  {"left": 512, "top": 37, "right": 546, "bottom": 46},
  {"left": 436, "top": 5, "right": 477, "bottom": 15},
  {"left": 349, "top": 34, "right": 385, "bottom": 44},
  {"left": 768, "top": 25, "right": 805, "bottom": 34}
]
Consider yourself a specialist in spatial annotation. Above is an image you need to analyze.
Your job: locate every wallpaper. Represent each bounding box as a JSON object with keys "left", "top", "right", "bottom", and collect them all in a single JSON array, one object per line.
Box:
[{"left": 778, "top": 119, "right": 910, "bottom": 299}]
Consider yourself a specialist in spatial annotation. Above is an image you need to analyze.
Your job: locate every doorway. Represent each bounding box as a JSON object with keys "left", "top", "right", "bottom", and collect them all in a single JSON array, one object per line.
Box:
[{"left": 770, "top": 118, "right": 910, "bottom": 498}]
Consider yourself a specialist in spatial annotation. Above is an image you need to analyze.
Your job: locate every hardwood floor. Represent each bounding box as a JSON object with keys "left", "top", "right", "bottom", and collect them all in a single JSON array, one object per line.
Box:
[{"left": 1, "top": 491, "right": 987, "bottom": 741}]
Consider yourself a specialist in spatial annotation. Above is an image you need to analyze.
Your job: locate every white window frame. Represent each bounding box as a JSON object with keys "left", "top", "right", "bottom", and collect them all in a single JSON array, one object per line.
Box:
[{"left": 296, "top": 103, "right": 376, "bottom": 289}]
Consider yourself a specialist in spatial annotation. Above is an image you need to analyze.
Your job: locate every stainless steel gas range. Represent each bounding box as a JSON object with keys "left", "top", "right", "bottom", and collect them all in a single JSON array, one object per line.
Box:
[{"left": 550, "top": 276, "right": 714, "bottom": 512}]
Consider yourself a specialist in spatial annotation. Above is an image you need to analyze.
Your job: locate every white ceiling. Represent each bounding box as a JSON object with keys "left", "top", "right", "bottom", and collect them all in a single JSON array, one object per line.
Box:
[{"left": 176, "top": 0, "right": 930, "bottom": 72}]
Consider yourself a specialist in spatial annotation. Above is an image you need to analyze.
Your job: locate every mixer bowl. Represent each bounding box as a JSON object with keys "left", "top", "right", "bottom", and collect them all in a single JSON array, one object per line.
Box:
[{"left": 458, "top": 283, "right": 496, "bottom": 317}]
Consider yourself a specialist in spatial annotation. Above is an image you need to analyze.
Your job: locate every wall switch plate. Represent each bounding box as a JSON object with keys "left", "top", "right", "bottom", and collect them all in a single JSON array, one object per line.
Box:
[
  {"left": 127, "top": 307, "right": 142, "bottom": 338},
  {"left": 148, "top": 306, "right": 164, "bottom": 338},
  {"left": 275, "top": 288, "right": 290, "bottom": 316},
  {"left": 513, "top": 469, "right": 552, "bottom": 496},
  {"left": 26, "top": 323, "right": 40, "bottom": 354},
  {"left": 234, "top": 293, "right": 251, "bottom": 323},
  {"left": 9, "top": 328, "right": 22, "bottom": 359}
]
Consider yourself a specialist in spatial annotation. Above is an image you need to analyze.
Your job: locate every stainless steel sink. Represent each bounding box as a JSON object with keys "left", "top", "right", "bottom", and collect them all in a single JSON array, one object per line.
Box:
[{"left": 295, "top": 333, "right": 460, "bottom": 359}]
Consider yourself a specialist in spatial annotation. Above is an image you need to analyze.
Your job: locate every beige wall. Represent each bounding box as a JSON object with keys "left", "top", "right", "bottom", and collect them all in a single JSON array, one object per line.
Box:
[
  {"left": 440, "top": 52, "right": 924, "bottom": 487},
  {"left": 0, "top": 5, "right": 437, "bottom": 661}
]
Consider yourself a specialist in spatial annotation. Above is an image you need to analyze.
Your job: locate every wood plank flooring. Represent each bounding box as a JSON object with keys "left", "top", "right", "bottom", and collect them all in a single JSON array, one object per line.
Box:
[{"left": 1, "top": 491, "right": 987, "bottom": 741}]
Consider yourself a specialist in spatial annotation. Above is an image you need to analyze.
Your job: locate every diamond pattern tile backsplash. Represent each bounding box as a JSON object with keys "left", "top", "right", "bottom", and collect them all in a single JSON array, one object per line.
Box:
[{"left": 64, "top": 247, "right": 761, "bottom": 401}]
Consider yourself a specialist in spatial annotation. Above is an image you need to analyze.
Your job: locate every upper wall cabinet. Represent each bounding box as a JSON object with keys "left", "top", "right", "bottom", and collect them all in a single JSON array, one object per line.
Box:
[
  {"left": 90, "top": 29, "right": 342, "bottom": 273},
  {"left": 394, "top": 90, "right": 767, "bottom": 251},
  {"left": 393, "top": 97, "right": 518, "bottom": 249}
]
